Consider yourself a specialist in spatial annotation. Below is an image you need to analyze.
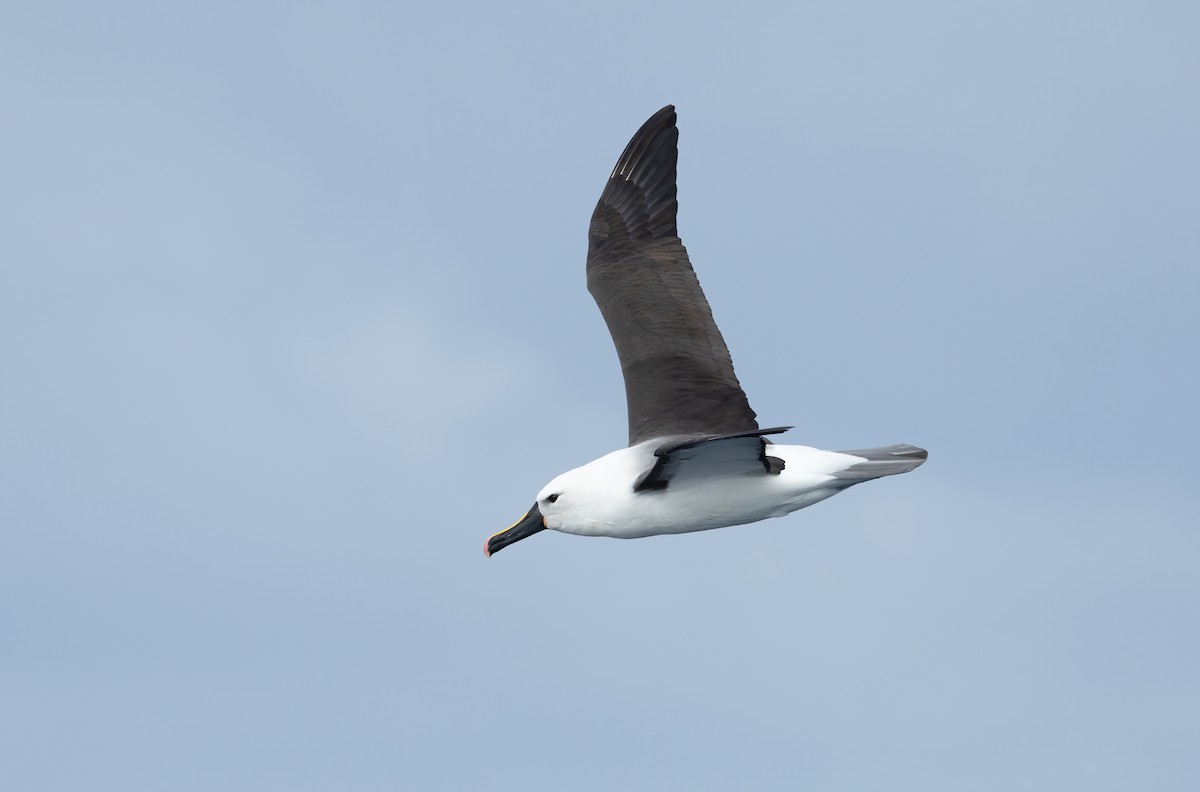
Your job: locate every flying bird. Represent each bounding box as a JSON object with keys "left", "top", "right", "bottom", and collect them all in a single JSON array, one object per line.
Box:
[{"left": 486, "top": 106, "right": 926, "bottom": 556}]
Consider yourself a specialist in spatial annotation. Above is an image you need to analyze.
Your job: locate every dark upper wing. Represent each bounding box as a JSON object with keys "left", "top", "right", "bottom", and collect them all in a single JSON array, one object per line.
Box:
[{"left": 586, "top": 105, "right": 759, "bottom": 447}]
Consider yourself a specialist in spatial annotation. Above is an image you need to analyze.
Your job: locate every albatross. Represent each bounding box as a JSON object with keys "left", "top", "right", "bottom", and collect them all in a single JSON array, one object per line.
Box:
[{"left": 485, "top": 106, "right": 926, "bottom": 556}]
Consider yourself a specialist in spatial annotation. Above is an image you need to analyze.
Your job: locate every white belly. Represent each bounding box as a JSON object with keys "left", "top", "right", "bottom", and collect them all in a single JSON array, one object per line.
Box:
[{"left": 557, "top": 444, "right": 860, "bottom": 539}]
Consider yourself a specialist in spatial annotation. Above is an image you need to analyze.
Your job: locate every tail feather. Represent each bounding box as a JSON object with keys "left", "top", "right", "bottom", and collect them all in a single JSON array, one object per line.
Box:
[{"left": 833, "top": 444, "right": 928, "bottom": 483}]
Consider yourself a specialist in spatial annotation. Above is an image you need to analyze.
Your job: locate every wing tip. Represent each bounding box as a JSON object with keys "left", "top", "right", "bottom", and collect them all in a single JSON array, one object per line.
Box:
[
  {"left": 608, "top": 105, "right": 678, "bottom": 181},
  {"left": 591, "top": 105, "right": 681, "bottom": 246}
]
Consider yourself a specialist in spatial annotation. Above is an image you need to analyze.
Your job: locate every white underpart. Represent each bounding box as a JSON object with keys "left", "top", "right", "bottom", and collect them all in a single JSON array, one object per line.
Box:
[{"left": 537, "top": 442, "right": 869, "bottom": 539}]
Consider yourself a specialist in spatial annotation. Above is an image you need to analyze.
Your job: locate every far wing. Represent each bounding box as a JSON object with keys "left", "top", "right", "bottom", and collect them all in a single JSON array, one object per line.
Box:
[{"left": 633, "top": 426, "right": 792, "bottom": 492}]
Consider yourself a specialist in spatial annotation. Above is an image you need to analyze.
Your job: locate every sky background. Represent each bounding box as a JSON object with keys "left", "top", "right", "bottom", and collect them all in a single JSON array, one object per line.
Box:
[{"left": 3, "top": 1, "right": 1198, "bottom": 789}]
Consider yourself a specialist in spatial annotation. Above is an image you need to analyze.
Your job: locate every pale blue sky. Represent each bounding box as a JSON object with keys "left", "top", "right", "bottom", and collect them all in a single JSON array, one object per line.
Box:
[{"left": 2, "top": 1, "right": 1198, "bottom": 789}]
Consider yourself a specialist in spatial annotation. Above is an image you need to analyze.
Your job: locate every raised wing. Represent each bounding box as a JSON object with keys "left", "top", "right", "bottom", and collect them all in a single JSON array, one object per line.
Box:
[{"left": 586, "top": 106, "right": 759, "bottom": 446}]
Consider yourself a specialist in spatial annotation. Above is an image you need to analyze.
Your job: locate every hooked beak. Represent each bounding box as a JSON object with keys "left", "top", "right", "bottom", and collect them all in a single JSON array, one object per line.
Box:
[{"left": 485, "top": 502, "right": 547, "bottom": 557}]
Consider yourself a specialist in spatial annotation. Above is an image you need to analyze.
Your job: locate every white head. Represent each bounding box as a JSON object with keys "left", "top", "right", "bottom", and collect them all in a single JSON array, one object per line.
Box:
[{"left": 484, "top": 449, "right": 638, "bottom": 556}]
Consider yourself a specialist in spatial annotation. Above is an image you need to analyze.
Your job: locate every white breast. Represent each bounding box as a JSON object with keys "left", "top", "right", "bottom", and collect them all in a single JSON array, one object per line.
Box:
[{"left": 549, "top": 443, "right": 863, "bottom": 539}]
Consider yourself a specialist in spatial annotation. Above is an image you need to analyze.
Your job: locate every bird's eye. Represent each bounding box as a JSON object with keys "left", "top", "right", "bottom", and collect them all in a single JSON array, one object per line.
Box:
[{"left": 546, "top": 493, "right": 560, "bottom": 503}]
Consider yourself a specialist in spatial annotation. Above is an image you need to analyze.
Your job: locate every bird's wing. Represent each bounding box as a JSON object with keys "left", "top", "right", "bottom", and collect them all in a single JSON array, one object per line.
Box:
[
  {"left": 633, "top": 426, "right": 793, "bottom": 493},
  {"left": 586, "top": 105, "right": 760, "bottom": 447}
]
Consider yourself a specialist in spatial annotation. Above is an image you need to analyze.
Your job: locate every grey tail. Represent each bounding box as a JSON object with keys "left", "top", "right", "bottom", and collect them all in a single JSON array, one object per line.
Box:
[{"left": 833, "top": 444, "right": 928, "bottom": 484}]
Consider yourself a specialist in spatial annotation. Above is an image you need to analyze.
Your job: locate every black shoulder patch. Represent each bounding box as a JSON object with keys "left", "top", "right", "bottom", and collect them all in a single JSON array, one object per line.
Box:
[
  {"left": 636, "top": 475, "right": 669, "bottom": 492},
  {"left": 764, "top": 455, "right": 785, "bottom": 474}
]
